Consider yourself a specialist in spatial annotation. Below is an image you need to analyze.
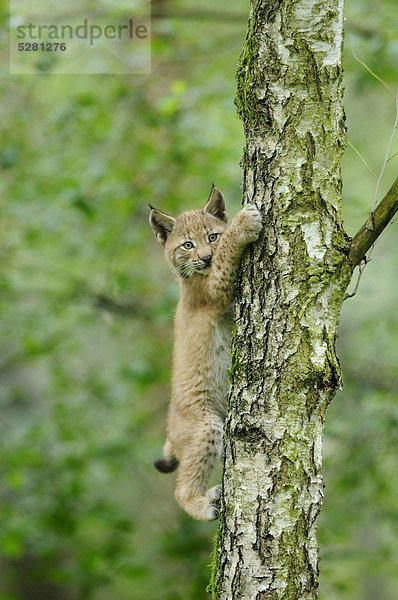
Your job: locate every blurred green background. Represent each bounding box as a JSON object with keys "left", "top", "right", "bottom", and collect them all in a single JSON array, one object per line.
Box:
[{"left": 1, "top": 0, "right": 397, "bottom": 598}]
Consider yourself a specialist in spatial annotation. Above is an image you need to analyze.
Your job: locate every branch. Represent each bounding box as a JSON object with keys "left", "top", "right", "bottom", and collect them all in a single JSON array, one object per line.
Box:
[{"left": 348, "top": 175, "right": 398, "bottom": 268}]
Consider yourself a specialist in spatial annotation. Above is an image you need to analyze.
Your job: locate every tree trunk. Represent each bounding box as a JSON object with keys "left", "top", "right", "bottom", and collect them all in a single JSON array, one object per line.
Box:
[
  {"left": 210, "top": 0, "right": 351, "bottom": 598},
  {"left": 209, "top": 1, "right": 398, "bottom": 596}
]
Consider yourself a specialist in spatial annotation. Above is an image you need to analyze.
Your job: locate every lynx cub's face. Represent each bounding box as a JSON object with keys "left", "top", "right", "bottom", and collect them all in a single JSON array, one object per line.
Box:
[
  {"left": 166, "top": 212, "right": 228, "bottom": 278},
  {"left": 149, "top": 186, "right": 228, "bottom": 278}
]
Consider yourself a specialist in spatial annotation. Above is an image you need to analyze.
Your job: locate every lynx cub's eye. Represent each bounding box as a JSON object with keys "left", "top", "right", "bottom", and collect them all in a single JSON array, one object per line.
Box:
[
  {"left": 182, "top": 241, "right": 194, "bottom": 250},
  {"left": 208, "top": 233, "right": 219, "bottom": 243}
]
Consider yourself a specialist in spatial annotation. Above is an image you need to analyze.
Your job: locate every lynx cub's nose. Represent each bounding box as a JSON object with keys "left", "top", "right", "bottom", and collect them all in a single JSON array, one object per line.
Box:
[{"left": 200, "top": 254, "right": 212, "bottom": 266}]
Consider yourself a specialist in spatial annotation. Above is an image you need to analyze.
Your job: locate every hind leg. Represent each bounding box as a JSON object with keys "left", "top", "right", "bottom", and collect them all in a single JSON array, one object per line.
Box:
[{"left": 174, "top": 418, "right": 223, "bottom": 521}]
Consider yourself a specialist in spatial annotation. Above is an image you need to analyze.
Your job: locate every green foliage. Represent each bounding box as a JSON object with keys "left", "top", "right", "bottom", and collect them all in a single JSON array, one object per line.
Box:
[{"left": 0, "top": 0, "right": 397, "bottom": 598}]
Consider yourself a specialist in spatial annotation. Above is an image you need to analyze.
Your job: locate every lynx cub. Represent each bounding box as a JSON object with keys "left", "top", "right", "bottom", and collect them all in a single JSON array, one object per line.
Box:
[{"left": 149, "top": 185, "right": 262, "bottom": 520}]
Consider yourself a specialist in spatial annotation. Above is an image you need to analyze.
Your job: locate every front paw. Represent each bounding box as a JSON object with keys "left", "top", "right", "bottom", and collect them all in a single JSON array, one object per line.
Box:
[{"left": 236, "top": 204, "right": 262, "bottom": 243}]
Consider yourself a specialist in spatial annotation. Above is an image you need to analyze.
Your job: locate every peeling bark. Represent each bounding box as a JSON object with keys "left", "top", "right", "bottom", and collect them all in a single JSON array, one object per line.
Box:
[{"left": 210, "top": 0, "right": 352, "bottom": 598}]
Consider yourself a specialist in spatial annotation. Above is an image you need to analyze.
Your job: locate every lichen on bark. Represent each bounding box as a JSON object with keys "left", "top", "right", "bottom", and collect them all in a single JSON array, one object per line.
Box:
[{"left": 210, "top": 0, "right": 352, "bottom": 598}]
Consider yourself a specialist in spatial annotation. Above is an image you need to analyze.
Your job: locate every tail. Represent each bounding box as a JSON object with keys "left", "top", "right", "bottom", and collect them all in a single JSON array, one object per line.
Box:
[
  {"left": 153, "top": 439, "right": 179, "bottom": 473},
  {"left": 153, "top": 456, "right": 178, "bottom": 473}
]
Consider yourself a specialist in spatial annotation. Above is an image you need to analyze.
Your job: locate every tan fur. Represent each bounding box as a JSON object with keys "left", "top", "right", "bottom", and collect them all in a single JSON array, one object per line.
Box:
[{"left": 149, "top": 186, "right": 262, "bottom": 520}]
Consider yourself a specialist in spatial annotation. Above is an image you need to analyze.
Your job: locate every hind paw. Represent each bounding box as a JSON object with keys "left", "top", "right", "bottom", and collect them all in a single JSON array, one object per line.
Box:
[
  {"left": 176, "top": 487, "right": 222, "bottom": 521},
  {"left": 204, "top": 485, "right": 222, "bottom": 520}
]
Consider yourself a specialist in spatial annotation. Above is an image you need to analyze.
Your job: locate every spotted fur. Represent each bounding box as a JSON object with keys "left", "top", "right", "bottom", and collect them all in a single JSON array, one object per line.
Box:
[{"left": 149, "top": 185, "right": 262, "bottom": 520}]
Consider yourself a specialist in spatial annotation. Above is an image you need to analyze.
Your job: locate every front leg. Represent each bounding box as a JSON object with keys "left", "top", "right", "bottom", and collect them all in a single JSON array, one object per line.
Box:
[{"left": 207, "top": 204, "right": 262, "bottom": 306}]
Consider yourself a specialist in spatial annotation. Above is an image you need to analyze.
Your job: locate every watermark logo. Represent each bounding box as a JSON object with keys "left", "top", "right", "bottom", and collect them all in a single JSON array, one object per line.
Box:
[{"left": 10, "top": 1, "right": 151, "bottom": 74}]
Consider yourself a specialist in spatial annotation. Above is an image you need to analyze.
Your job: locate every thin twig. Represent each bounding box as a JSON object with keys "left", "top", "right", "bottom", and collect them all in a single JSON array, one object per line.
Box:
[
  {"left": 353, "top": 52, "right": 395, "bottom": 96},
  {"left": 346, "top": 257, "right": 368, "bottom": 299},
  {"left": 347, "top": 140, "right": 377, "bottom": 176},
  {"left": 387, "top": 150, "right": 398, "bottom": 163},
  {"left": 373, "top": 91, "right": 398, "bottom": 210}
]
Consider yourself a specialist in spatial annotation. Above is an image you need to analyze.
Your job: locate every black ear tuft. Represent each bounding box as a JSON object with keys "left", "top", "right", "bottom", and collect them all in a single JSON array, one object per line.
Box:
[
  {"left": 149, "top": 208, "right": 176, "bottom": 245},
  {"left": 203, "top": 185, "right": 228, "bottom": 223}
]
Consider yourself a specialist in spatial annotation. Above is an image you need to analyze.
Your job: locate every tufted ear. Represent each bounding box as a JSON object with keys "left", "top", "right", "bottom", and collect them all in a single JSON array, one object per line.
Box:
[
  {"left": 149, "top": 205, "right": 176, "bottom": 244},
  {"left": 203, "top": 183, "right": 228, "bottom": 223}
]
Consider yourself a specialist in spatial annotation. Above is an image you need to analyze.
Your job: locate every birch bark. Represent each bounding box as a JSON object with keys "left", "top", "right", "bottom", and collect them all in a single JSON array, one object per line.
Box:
[{"left": 210, "top": 0, "right": 352, "bottom": 598}]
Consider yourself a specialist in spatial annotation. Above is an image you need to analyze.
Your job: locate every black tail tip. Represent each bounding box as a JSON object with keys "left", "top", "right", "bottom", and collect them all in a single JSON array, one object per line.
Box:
[{"left": 153, "top": 457, "right": 178, "bottom": 473}]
